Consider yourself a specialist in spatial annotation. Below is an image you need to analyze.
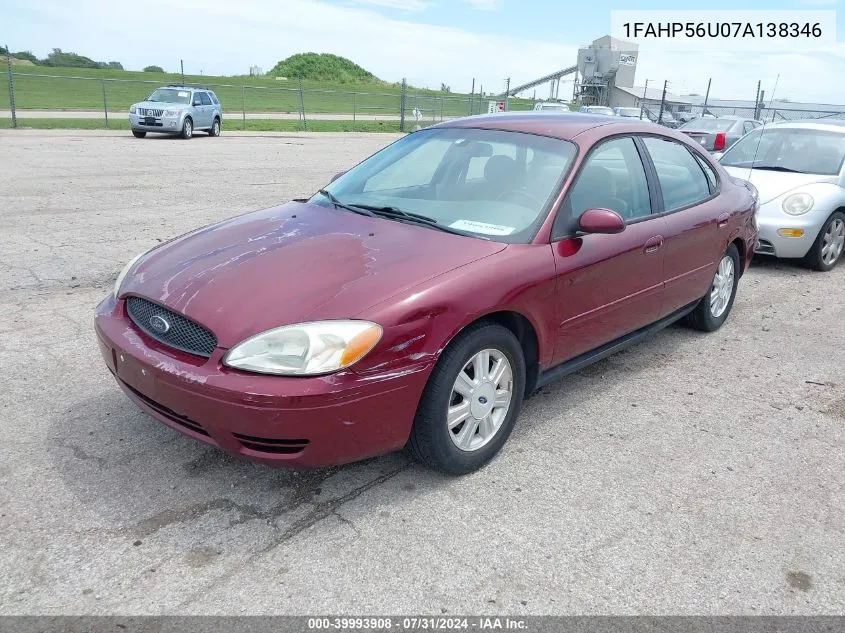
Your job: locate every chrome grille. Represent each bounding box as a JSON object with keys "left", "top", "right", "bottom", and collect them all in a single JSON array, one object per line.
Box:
[
  {"left": 125, "top": 296, "right": 217, "bottom": 357},
  {"left": 139, "top": 108, "right": 163, "bottom": 117}
]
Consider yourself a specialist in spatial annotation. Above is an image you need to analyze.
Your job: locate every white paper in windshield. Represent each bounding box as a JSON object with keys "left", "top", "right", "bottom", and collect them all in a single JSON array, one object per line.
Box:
[
  {"left": 178, "top": 91, "right": 189, "bottom": 97},
  {"left": 449, "top": 219, "right": 515, "bottom": 235}
]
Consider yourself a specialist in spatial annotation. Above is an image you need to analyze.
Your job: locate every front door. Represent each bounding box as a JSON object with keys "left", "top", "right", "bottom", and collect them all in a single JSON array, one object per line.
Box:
[
  {"left": 549, "top": 136, "right": 666, "bottom": 364},
  {"left": 638, "top": 136, "right": 725, "bottom": 316}
]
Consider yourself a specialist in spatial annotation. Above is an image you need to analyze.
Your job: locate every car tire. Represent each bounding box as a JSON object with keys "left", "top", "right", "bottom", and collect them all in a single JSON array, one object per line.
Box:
[
  {"left": 406, "top": 321, "right": 525, "bottom": 475},
  {"left": 683, "top": 243, "right": 740, "bottom": 332},
  {"left": 132, "top": 130, "right": 146, "bottom": 138},
  {"left": 180, "top": 117, "right": 193, "bottom": 139},
  {"left": 208, "top": 118, "right": 221, "bottom": 137},
  {"left": 803, "top": 211, "right": 845, "bottom": 272}
]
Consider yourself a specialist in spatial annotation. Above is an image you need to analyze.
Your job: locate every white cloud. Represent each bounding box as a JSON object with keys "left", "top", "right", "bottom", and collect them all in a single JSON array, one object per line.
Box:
[
  {"left": 347, "top": 0, "right": 430, "bottom": 11},
  {"left": 5, "top": 0, "right": 845, "bottom": 104}
]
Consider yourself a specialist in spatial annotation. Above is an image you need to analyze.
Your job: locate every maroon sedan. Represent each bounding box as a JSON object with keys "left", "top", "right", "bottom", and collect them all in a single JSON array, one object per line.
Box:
[{"left": 95, "top": 113, "right": 758, "bottom": 475}]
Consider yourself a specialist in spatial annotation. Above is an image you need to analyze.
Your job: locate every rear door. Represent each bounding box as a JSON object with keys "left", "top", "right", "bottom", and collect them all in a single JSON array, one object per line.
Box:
[
  {"left": 638, "top": 135, "right": 725, "bottom": 317},
  {"left": 198, "top": 91, "right": 213, "bottom": 128},
  {"left": 549, "top": 136, "right": 667, "bottom": 364}
]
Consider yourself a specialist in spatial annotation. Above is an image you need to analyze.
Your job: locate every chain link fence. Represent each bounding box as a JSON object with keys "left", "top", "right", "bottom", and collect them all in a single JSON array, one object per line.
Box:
[{"left": 1, "top": 68, "right": 519, "bottom": 132}]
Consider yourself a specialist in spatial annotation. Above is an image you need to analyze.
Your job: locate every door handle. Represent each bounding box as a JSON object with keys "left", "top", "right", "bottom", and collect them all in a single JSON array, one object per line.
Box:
[
  {"left": 717, "top": 212, "right": 730, "bottom": 228},
  {"left": 644, "top": 235, "right": 663, "bottom": 254}
]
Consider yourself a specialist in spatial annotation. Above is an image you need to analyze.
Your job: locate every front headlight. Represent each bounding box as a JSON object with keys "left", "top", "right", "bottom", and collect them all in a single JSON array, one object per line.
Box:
[
  {"left": 223, "top": 320, "right": 383, "bottom": 376},
  {"left": 113, "top": 252, "right": 146, "bottom": 298},
  {"left": 782, "top": 193, "right": 814, "bottom": 216},
  {"left": 163, "top": 109, "right": 183, "bottom": 117},
  {"left": 129, "top": 105, "right": 136, "bottom": 114}
]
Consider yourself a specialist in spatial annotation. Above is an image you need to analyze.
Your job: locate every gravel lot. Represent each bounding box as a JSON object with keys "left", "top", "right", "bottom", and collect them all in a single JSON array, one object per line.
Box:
[{"left": 1, "top": 129, "right": 844, "bottom": 616}]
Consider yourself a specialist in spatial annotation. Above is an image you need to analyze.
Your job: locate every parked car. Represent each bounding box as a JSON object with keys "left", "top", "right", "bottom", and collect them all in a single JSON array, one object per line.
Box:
[
  {"left": 128, "top": 85, "right": 223, "bottom": 139},
  {"left": 720, "top": 119, "right": 845, "bottom": 271},
  {"left": 533, "top": 102, "right": 570, "bottom": 112},
  {"left": 679, "top": 116, "right": 762, "bottom": 153},
  {"left": 96, "top": 112, "right": 757, "bottom": 475},
  {"left": 578, "top": 105, "right": 615, "bottom": 116},
  {"left": 613, "top": 107, "right": 643, "bottom": 119}
]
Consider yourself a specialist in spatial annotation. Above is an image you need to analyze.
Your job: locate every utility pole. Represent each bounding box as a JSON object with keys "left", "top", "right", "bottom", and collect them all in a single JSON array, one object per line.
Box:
[
  {"left": 470, "top": 78, "right": 475, "bottom": 115},
  {"left": 641, "top": 79, "right": 648, "bottom": 118},
  {"left": 180, "top": 59, "right": 185, "bottom": 84},
  {"left": 657, "top": 80, "right": 668, "bottom": 124},
  {"left": 504, "top": 77, "right": 510, "bottom": 111}
]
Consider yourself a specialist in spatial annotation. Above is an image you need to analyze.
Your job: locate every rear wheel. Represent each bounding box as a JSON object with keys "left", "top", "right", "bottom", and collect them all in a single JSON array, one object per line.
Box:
[
  {"left": 180, "top": 117, "right": 193, "bottom": 139},
  {"left": 804, "top": 211, "right": 845, "bottom": 272},
  {"left": 132, "top": 130, "right": 146, "bottom": 138},
  {"left": 406, "top": 322, "right": 525, "bottom": 475},
  {"left": 683, "top": 243, "right": 740, "bottom": 332},
  {"left": 208, "top": 118, "right": 221, "bottom": 137}
]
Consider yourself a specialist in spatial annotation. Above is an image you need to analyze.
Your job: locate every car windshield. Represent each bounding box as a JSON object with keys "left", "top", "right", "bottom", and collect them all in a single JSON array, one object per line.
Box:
[
  {"left": 586, "top": 107, "right": 614, "bottom": 115},
  {"left": 147, "top": 88, "right": 192, "bottom": 104},
  {"left": 540, "top": 104, "right": 567, "bottom": 111},
  {"left": 720, "top": 126, "right": 845, "bottom": 175},
  {"left": 311, "top": 127, "right": 577, "bottom": 243},
  {"left": 615, "top": 108, "right": 640, "bottom": 117},
  {"left": 680, "top": 117, "right": 734, "bottom": 131}
]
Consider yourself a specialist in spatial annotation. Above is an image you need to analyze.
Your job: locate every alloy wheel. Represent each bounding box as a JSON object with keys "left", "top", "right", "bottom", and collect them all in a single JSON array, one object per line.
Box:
[
  {"left": 710, "top": 255, "right": 735, "bottom": 318},
  {"left": 447, "top": 349, "right": 513, "bottom": 452},
  {"left": 821, "top": 218, "right": 845, "bottom": 266}
]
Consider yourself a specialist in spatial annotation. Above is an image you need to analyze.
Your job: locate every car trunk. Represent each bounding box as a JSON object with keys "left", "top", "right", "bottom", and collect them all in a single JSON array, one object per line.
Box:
[{"left": 681, "top": 130, "right": 717, "bottom": 151}]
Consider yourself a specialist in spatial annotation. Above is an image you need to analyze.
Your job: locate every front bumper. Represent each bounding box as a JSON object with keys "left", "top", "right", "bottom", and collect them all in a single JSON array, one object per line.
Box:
[
  {"left": 128, "top": 113, "right": 183, "bottom": 132},
  {"left": 754, "top": 200, "right": 823, "bottom": 259},
  {"left": 94, "top": 294, "right": 433, "bottom": 468}
]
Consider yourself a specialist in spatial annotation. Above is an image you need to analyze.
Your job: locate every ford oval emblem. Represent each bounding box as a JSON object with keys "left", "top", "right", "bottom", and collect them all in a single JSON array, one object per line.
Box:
[{"left": 149, "top": 314, "right": 170, "bottom": 334}]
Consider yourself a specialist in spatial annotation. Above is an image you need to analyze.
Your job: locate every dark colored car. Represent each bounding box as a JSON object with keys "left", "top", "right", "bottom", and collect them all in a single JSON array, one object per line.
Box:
[
  {"left": 679, "top": 116, "right": 763, "bottom": 153},
  {"left": 95, "top": 113, "right": 758, "bottom": 475}
]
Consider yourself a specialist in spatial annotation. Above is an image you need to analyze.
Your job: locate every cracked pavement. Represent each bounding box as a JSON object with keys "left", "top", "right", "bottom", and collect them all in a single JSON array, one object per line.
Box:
[{"left": 1, "top": 130, "right": 844, "bottom": 615}]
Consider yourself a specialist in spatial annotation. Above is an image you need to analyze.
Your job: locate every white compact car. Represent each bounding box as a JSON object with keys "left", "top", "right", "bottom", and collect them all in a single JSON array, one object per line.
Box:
[{"left": 720, "top": 120, "right": 845, "bottom": 271}]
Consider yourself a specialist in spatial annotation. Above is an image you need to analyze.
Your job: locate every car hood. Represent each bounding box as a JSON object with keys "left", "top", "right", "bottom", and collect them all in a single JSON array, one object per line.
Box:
[
  {"left": 134, "top": 100, "right": 189, "bottom": 109},
  {"left": 121, "top": 202, "right": 507, "bottom": 348},
  {"left": 721, "top": 166, "right": 839, "bottom": 204}
]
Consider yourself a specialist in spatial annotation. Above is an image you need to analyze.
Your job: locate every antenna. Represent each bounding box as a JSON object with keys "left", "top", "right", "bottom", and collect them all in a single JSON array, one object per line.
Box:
[{"left": 748, "top": 75, "right": 779, "bottom": 173}]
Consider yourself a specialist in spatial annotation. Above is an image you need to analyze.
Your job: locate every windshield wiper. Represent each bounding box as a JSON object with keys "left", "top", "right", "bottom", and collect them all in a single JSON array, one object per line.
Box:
[
  {"left": 317, "top": 189, "right": 376, "bottom": 216},
  {"left": 749, "top": 165, "right": 805, "bottom": 173},
  {"left": 353, "top": 204, "right": 483, "bottom": 238},
  {"left": 351, "top": 204, "right": 439, "bottom": 225}
]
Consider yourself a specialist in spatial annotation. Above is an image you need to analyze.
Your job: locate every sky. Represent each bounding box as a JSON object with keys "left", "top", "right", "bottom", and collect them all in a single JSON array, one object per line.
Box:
[{"left": 4, "top": 0, "right": 845, "bottom": 103}]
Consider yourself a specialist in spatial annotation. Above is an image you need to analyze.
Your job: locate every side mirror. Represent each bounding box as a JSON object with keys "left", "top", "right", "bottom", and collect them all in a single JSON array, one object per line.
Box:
[
  {"left": 330, "top": 171, "right": 346, "bottom": 183},
  {"left": 578, "top": 208, "right": 626, "bottom": 234}
]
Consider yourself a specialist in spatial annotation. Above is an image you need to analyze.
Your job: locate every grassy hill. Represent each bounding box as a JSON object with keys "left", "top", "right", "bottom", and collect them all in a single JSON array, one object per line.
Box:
[
  {"left": 270, "top": 53, "right": 379, "bottom": 83},
  {"left": 1, "top": 64, "right": 533, "bottom": 117}
]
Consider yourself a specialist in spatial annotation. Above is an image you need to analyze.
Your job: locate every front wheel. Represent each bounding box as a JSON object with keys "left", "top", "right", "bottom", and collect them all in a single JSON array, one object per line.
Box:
[
  {"left": 180, "top": 117, "right": 193, "bottom": 139},
  {"left": 132, "top": 130, "right": 146, "bottom": 138},
  {"left": 406, "top": 322, "right": 525, "bottom": 475},
  {"left": 804, "top": 211, "right": 845, "bottom": 272},
  {"left": 683, "top": 243, "right": 740, "bottom": 332}
]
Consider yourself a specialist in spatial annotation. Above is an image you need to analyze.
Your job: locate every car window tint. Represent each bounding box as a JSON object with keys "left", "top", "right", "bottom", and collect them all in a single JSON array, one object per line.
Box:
[
  {"left": 209, "top": 92, "right": 219, "bottom": 104},
  {"left": 363, "top": 138, "right": 453, "bottom": 191},
  {"left": 565, "top": 137, "right": 651, "bottom": 225},
  {"left": 642, "top": 136, "right": 712, "bottom": 211},
  {"left": 199, "top": 92, "right": 212, "bottom": 106},
  {"left": 691, "top": 152, "right": 718, "bottom": 193}
]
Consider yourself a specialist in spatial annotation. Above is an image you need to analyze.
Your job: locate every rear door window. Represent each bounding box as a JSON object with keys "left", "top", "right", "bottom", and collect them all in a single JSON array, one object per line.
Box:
[
  {"left": 642, "top": 136, "right": 713, "bottom": 211},
  {"left": 199, "top": 92, "right": 212, "bottom": 106}
]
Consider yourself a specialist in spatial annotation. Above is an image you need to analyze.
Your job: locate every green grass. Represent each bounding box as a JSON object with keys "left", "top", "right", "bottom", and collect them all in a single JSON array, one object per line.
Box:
[
  {"left": 1, "top": 65, "right": 533, "bottom": 116},
  {"left": 2, "top": 117, "right": 405, "bottom": 133}
]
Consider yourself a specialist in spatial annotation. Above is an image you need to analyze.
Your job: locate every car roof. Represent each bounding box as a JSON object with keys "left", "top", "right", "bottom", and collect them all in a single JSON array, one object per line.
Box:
[
  {"left": 763, "top": 119, "right": 845, "bottom": 132},
  {"left": 432, "top": 112, "right": 658, "bottom": 140}
]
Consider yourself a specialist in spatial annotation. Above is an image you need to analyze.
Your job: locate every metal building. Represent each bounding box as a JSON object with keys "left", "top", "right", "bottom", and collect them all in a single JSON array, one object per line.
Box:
[{"left": 574, "top": 36, "right": 639, "bottom": 106}]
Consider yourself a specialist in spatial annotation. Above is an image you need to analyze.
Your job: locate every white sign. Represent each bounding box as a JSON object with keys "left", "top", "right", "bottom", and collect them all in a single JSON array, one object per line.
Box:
[
  {"left": 619, "top": 54, "right": 636, "bottom": 65},
  {"left": 487, "top": 100, "right": 506, "bottom": 114}
]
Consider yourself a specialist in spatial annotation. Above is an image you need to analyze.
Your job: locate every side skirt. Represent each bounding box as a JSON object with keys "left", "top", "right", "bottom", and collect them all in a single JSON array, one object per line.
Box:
[{"left": 534, "top": 300, "right": 700, "bottom": 390}]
